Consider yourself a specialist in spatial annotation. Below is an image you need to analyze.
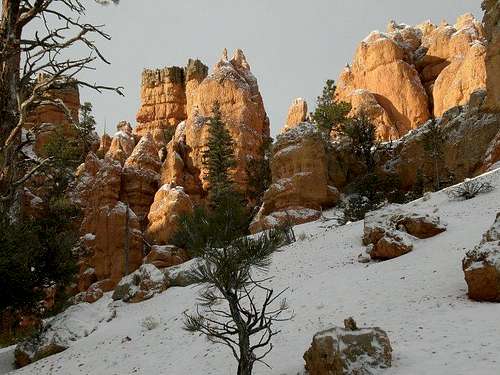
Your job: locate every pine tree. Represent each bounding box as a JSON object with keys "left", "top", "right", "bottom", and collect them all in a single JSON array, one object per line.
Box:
[
  {"left": 184, "top": 229, "right": 291, "bottom": 375},
  {"left": 202, "top": 101, "right": 237, "bottom": 206},
  {"left": 311, "top": 79, "right": 351, "bottom": 133},
  {"left": 339, "top": 112, "right": 379, "bottom": 173},
  {"left": 77, "top": 102, "right": 97, "bottom": 157}
]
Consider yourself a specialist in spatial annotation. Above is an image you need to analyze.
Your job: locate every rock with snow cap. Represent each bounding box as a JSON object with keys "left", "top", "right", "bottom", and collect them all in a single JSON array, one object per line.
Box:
[
  {"left": 463, "top": 212, "right": 500, "bottom": 302},
  {"left": 105, "top": 121, "right": 136, "bottom": 165},
  {"left": 112, "top": 264, "right": 168, "bottom": 303},
  {"left": 303, "top": 318, "right": 392, "bottom": 375},
  {"left": 145, "top": 184, "right": 194, "bottom": 245}
]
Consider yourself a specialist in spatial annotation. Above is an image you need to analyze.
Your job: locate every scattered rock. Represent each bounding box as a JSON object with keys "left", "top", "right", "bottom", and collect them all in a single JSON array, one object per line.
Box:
[
  {"left": 363, "top": 206, "right": 446, "bottom": 260},
  {"left": 303, "top": 318, "right": 392, "bottom": 375},
  {"left": 112, "top": 264, "right": 168, "bottom": 303},
  {"left": 463, "top": 212, "right": 500, "bottom": 301}
]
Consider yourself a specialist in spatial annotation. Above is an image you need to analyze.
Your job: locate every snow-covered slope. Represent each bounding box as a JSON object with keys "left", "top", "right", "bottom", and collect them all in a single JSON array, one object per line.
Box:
[{"left": 3, "top": 170, "right": 500, "bottom": 375}]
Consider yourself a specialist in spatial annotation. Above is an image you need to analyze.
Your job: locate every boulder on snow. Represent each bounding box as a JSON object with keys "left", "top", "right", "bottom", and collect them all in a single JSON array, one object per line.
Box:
[
  {"left": 368, "top": 229, "right": 414, "bottom": 260},
  {"left": 303, "top": 318, "right": 392, "bottom": 375},
  {"left": 162, "top": 258, "right": 203, "bottom": 287},
  {"left": 112, "top": 264, "right": 168, "bottom": 303},
  {"left": 143, "top": 245, "right": 190, "bottom": 269},
  {"left": 363, "top": 205, "right": 446, "bottom": 260},
  {"left": 463, "top": 212, "right": 500, "bottom": 302}
]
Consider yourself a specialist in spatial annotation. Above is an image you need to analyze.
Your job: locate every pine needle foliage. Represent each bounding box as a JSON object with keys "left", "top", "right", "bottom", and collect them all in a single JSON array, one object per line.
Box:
[
  {"left": 202, "top": 101, "right": 237, "bottom": 207},
  {"left": 311, "top": 79, "right": 351, "bottom": 133},
  {"left": 184, "top": 229, "right": 292, "bottom": 375},
  {"left": 339, "top": 112, "right": 379, "bottom": 173}
]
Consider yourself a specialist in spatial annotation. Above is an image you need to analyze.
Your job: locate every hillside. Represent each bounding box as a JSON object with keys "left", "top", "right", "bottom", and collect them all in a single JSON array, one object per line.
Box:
[{"left": 2, "top": 169, "right": 499, "bottom": 375}]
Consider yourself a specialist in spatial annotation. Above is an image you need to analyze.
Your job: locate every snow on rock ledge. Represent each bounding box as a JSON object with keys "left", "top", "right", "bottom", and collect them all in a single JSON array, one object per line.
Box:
[{"left": 15, "top": 299, "right": 114, "bottom": 368}]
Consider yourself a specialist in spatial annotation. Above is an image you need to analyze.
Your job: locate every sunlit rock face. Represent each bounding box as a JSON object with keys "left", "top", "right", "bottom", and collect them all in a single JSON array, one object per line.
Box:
[
  {"left": 482, "top": 0, "right": 500, "bottom": 112},
  {"left": 282, "top": 98, "right": 308, "bottom": 133},
  {"left": 336, "top": 14, "right": 488, "bottom": 140},
  {"left": 250, "top": 123, "right": 340, "bottom": 233}
]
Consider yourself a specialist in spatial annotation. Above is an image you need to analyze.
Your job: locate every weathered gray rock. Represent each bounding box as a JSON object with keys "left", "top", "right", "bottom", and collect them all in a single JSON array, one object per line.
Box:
[{"left": 162, "top": 258, "right": 203, "bottom": 287}]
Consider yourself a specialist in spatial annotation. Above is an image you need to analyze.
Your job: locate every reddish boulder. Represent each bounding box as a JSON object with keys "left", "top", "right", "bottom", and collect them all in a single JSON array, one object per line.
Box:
[{"left": 463, "top": 213, "right": 500, "bottom": 301}]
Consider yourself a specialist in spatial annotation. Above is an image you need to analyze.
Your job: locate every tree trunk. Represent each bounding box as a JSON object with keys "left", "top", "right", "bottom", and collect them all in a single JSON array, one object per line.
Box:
[
  {"left": 227, "top": 293, "right": 254, "bottom": 375},
  {"left": 0, "top": 0, "right": 22, "bottom": 217},
  {"left": 1, "top": 0, "right": 21, "bottom": 143}
]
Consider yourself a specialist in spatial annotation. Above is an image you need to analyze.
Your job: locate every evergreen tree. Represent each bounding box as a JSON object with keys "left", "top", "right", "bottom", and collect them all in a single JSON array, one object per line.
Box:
[
  {"left": 422, "top": 120, "right": 448, "bottom": 191},
  {"left": 311, "top": 79, "right": 351, "bottom": 133},
  {"left": 339, "top": 112, "right": 379, "bottom": 173},
  {"left": 202, "top": 102, "right": 236, "bottom": 202},
  {"left": 246, "top": 136, "right": 272, "bottom": 207},
  {"left": 77, "top": 102, "right": 97, "bottom": 157},
  {"left": 184, "top": 229, "right": 291, "bottom": 375}
]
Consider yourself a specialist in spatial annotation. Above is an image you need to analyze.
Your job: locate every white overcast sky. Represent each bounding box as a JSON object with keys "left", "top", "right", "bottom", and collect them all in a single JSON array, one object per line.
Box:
[{"left": 77, "top": 0, "right": 482, "bottom": 137}]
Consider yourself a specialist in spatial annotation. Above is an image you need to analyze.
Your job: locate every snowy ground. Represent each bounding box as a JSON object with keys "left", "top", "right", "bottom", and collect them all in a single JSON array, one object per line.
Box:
[{"left": 3, "top": 169, "right": 500, "bottom": 375}]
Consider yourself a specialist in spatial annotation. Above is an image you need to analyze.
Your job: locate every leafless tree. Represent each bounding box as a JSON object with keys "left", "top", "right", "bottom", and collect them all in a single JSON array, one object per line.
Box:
[
  {"left": 0, "top": 0, "right": 122, "bottom": 218},
  {"left": 184, "top": 232, "right": 292, "bottom": 375}
]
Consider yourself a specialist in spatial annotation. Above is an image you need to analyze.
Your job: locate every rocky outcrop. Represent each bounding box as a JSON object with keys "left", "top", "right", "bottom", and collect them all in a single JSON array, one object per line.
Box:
[
  {"left": 122, "top": 133, "right": 161, "bottom": 222},
  {"left": 480, "top": 129, "right": 500, "bottom": 172},
  {"left": 145, "top": 184, "right": 193, "bottom": 245},
  {"left": 336, "top": 29, "right": 430, "bottom": 138},
  {"left": 282, "top": 98, "right": 308, "bottom": 133},
  {"left": 250, "top": 123, "right": 340, "bottom": 233},
  {"left": 463, "top": 212, "right": 500, "bottom": 302},
  {"left": 162, "top": 258, "right": 203, "bottom": 287},
  {"left": 96, "top": 133, "right": 112, "bottom": 158},
  {"left": 363, "top": 206, "right": 446, "bottom": 260},
  {"left": 385, "top": 96, "right": 500, "bottom": 190},
  {"left": 143, "top": 245, "right": 189, "bottom": 269},
  {"left": 336, "top": 14, "right": 488, "bottom": 140},
  {"left": 144, "top": 50, "right": 269, "bottom": 202},
  {"left": 112, "top": 264, "right": 168, "bottom": 303},
  {"left": 24, "top": 75, "right": 81, "bottom": 155},
  {"left": 80, "top": 202, "right": 143, "bottom": 288},
  {"left": 181, "top": 49, "right": 270, "bottom": 196},
  {"left": 135, "top": 67, "right": 189, "bottom": 146},
  {"left": 482, "top": 0, "right": 500, "bottom": 112},
  {"left": 303, "top": 318, "right": 392, "bottom": 375},
  {"left": 105, "top": 121, "right": 136, "bottom": 165}
]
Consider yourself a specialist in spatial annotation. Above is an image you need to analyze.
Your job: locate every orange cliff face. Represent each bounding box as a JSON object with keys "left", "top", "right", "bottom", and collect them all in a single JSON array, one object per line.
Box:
[{"left": 336, "top": 13, "right": 488, "bottom": 140}]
